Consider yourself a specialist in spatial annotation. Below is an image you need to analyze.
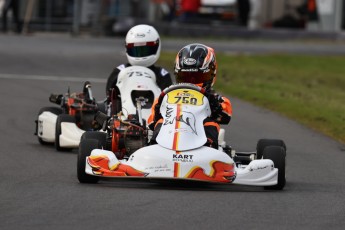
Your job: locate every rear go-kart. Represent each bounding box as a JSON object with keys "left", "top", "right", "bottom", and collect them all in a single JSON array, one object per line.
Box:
[
  {"left": 35, "top": 81, "right": 104, "bottom": 151},
  {"left": 77, "top": 83, "right": 287, "bottom": 190},
  {"left": 79, "top": 65, "right": 162, "bottom": 159}
]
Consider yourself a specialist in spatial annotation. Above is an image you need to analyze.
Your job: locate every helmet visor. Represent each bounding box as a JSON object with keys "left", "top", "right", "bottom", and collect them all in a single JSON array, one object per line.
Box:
[
  {"left": 175, "top": 70, "right": 213, "bottom": 85},
  {"left": 126, "top": 41, "right": 159, "bottom": 58}
]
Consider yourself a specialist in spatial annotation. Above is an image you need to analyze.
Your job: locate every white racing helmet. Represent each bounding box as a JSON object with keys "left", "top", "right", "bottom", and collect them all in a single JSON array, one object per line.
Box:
[{"left": 125, "top": 24, "right": 161, "bottom": 67}]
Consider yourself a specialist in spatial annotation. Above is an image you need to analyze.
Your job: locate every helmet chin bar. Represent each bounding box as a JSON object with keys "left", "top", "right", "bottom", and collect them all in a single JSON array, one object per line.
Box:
[{"left": 127, "top": 54, "right": 158, "bottom": 67}]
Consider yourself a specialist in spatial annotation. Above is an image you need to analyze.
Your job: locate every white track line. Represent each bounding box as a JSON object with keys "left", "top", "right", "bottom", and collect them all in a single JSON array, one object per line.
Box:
[{"left": 0, "top": 73, "right": 106, "bottom": 83}]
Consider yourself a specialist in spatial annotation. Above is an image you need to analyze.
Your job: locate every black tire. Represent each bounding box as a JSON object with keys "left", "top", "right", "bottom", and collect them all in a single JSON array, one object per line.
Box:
[
  {"left": 256, "top": 139, "right": 286, "bottom": 159},
  {"left": 77, "top": 139, "right": 100, "bottom": 183},
  {"left": 36, "top": 107, "right": 63, "bottom": 145},
  {"left": 55, "top": 114, "right": 76, "bottom": 151},
  {"left": 263, "top": 146, "right": 286, "bottom": 190},
  {"left": 81, "top": 131, "right": 107, "bottom": 149}
]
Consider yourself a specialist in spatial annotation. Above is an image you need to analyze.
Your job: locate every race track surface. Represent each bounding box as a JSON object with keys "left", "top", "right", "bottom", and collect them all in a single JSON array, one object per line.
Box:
[{"left": 0, "top": 34, "right": 345, "bottom": 230}]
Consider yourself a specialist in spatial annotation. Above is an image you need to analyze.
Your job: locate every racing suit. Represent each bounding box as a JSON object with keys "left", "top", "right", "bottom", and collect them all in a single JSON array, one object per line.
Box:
[{"left": 147, "top": 89, "right": 232, "bottom": 149}]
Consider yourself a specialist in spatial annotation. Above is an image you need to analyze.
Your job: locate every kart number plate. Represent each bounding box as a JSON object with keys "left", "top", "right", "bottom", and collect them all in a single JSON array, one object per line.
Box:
[{"left": 167, "top": 89, "right": 204, "bottom": 106}]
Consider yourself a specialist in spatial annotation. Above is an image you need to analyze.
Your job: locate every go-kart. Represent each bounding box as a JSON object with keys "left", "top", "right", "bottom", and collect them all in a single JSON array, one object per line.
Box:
[
  {"left": 35, "top": 81, "right": 105, "bottom": 151},
  {"left": 80, "top": 65, "right": 162, "bottom": 159},
  {"left": 77, "top": 83, "right": 287, "bottom": 190}
]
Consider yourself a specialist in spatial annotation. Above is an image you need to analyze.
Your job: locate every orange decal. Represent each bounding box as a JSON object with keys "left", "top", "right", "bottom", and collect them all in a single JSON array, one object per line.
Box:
[
  {"left": 172, "top": 104, "right": 181, "bottom": 150},
  {"left": 87, "top": 156, "right": 146, "bottom": 177},
  {"left": 174, "top": 162, "right": 180, "bottom": 177},
  {"left": 184, "top": 161, "right": 236, "bottom": 183},
  {"left": 173, "top": 151, "right": 181, "bottom": 177}
]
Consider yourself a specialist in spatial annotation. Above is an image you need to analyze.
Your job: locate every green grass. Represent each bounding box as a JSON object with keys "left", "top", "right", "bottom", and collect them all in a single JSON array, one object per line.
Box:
[{"left": 158, "top": 52, "right": 345, "bottom": 143}]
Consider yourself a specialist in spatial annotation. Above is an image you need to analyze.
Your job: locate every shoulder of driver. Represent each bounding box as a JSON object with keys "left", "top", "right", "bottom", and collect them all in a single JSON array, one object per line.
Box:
[
  {"left": 116, "top": 64, "right": 127, "bottom": 71},
  {"left": 149, "top": 66, "right": 170, "bottom": 77}
]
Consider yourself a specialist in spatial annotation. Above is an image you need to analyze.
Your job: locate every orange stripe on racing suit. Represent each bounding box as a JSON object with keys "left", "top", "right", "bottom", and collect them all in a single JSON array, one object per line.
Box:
[{"left": 204, "top": 121, "right": 220, "bottom": 133}]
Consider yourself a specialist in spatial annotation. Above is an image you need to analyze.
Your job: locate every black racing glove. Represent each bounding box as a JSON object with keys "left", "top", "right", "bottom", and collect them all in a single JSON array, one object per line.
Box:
[
  {"left": 207, "top": 93, "right": 223, "bottom": 121},
  {"left": 153, "top": 103, "right": 162, "bottom": 122},
  {"left": 148, "top": 103, "right": 162, "bottom": 131}
]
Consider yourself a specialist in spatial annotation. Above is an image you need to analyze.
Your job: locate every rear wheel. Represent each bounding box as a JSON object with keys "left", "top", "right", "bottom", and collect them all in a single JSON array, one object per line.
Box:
[
  {"left": 263, "top": 146, "right": 286, "bottom": 190},
  {"left": 36, "top": 107, "right": 63, "bottom": 145},
  {"left": 77, "top": 139, "right": 100, "bottom": 183},
  {"left": 55, "top": 114, "right": 75, "bottom": 151},
  {"left": 256, "top": 139, "right": 286, "bottom": 159}
]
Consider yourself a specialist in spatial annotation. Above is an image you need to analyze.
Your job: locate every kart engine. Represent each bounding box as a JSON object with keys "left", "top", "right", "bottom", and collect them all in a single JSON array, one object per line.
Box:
[
  {"left": 124, "top": 125, "right": 147, "bottom": 156},
  {"left": 50, "top": 91, "right": 100, "bottom": 130},
  {"left": 110, "top": 115, "right": 147, "bottom": 159}
]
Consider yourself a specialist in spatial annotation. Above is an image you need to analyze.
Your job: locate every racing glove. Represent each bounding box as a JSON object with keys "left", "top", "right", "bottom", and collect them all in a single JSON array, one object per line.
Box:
[
  {"left": 207, "top": 93, "right": 224, "bottom": 121},
  {"left": 153, "top": 103, "right": 162, "bottom": 122}
]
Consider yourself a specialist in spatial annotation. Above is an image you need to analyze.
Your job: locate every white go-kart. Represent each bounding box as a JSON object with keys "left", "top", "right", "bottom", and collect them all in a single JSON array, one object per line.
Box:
[{"left": 78, "top": 84, "right": 286, "bottom": 190}]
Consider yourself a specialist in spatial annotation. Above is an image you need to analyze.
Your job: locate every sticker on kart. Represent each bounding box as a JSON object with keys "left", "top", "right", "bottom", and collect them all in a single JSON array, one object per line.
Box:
[{"left": 167, "top": 89, "right": 205, "bottom": 106}]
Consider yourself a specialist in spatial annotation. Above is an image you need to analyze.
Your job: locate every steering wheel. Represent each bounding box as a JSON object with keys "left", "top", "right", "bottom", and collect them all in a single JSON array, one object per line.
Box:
[{"left": 157, "top": 83, "right": 206, "bottom": 106}]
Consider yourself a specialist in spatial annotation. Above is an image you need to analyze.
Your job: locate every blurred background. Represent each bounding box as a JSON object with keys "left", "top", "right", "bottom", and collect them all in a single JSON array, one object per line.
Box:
[
  {"left": 1, "top": 0, "right": 344, "bottom": 38},
  {"left": 1, "top": 3, "right": 345, "bottom": 228}
]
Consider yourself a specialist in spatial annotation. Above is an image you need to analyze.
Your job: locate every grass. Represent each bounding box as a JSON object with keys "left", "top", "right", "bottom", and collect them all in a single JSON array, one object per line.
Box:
[{"left": 158, "top": 52, "right": 345, "bottom": 144}]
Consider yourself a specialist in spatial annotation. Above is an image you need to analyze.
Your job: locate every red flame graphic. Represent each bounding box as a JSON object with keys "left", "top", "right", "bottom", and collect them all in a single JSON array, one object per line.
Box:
[
  {"left": 185, "top": 161, "right": 236, "bottom": 183},
  {"left": 87, "top": 156, "right": 146, "bottom": 177}
]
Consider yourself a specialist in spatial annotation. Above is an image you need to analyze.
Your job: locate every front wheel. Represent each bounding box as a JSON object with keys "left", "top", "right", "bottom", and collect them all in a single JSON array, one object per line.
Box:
[
  {"left": 55, "top": 114, "right": 75, "bottom": 151},
  {"left": 77, "top": 139, "right": 100, "bottom": 184},
  {"left": 81, "top": 131, "right": 107, "bottom": 149},
  {"left": 256, "top": 139, "right": 286, "bottom": 159},
  {"left": 263, "top": 146, "right": 286, "bottom": 190}
]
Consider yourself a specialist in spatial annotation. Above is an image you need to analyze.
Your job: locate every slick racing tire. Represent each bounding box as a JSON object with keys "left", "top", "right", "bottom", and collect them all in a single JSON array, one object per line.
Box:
[
  {"left": 256, "top": 139, "right": 286, "bottom": 159},
  {"left": 263, "top": 146, "right": 286, "bottom": 190},
  {"left": 81, "top": 131, "right": 107, "bottom": 149},
  {"left": 36, "top": 107, "right": 63, "bottom": 145},
  {"left": 55, "top": 114, "right": 76, "bottom": 151},
  {"left": 77, "top": 139, "right": 101, "bottom": 184}
]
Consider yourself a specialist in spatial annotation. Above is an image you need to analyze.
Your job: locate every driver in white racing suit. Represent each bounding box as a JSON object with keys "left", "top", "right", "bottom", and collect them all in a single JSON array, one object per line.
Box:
[{"left": 105, "top": 24, "right": 173, "bottom": 115}]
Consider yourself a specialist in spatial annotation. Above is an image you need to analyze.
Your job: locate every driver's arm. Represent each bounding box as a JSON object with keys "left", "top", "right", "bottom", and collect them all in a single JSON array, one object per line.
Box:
[{"left": 148, "top": 98, "right": 162, "bottom": 130}]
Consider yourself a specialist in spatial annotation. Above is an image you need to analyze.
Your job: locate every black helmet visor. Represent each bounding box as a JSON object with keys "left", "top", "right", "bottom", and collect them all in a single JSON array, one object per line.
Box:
[
  {"left": 175, "top": 70, "right": 213, "bottom": 85},
  {"left": 126, "top": 41, "right": 159, "bottom": 58}
]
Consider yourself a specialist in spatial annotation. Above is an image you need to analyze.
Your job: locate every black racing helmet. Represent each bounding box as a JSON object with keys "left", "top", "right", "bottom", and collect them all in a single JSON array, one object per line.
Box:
[{"left": 174, "top": 43, "right": 217, "bottom": 90}]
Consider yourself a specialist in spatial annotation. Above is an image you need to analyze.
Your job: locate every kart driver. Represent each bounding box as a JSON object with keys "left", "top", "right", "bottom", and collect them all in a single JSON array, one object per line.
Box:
[
  {"left": 148, "top": 43, "right": 232, "bottom": 149},
  {"left": 105, "top": 24, "right": 173, "bottom": 114}
]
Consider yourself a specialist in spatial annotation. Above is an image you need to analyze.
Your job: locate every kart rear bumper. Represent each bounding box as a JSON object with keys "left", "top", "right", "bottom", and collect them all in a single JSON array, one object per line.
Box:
[
  {"left": 37, "top": 111, "right": 57, "bottom": 143},
  {"left": 59, "top": 122, "right": 85, "bottom": 148}
]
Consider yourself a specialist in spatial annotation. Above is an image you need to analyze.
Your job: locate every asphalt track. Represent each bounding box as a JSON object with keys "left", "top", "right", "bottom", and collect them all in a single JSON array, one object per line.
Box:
[{"left": 1, "top": 34, "right": 345, "bottom": 230}]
